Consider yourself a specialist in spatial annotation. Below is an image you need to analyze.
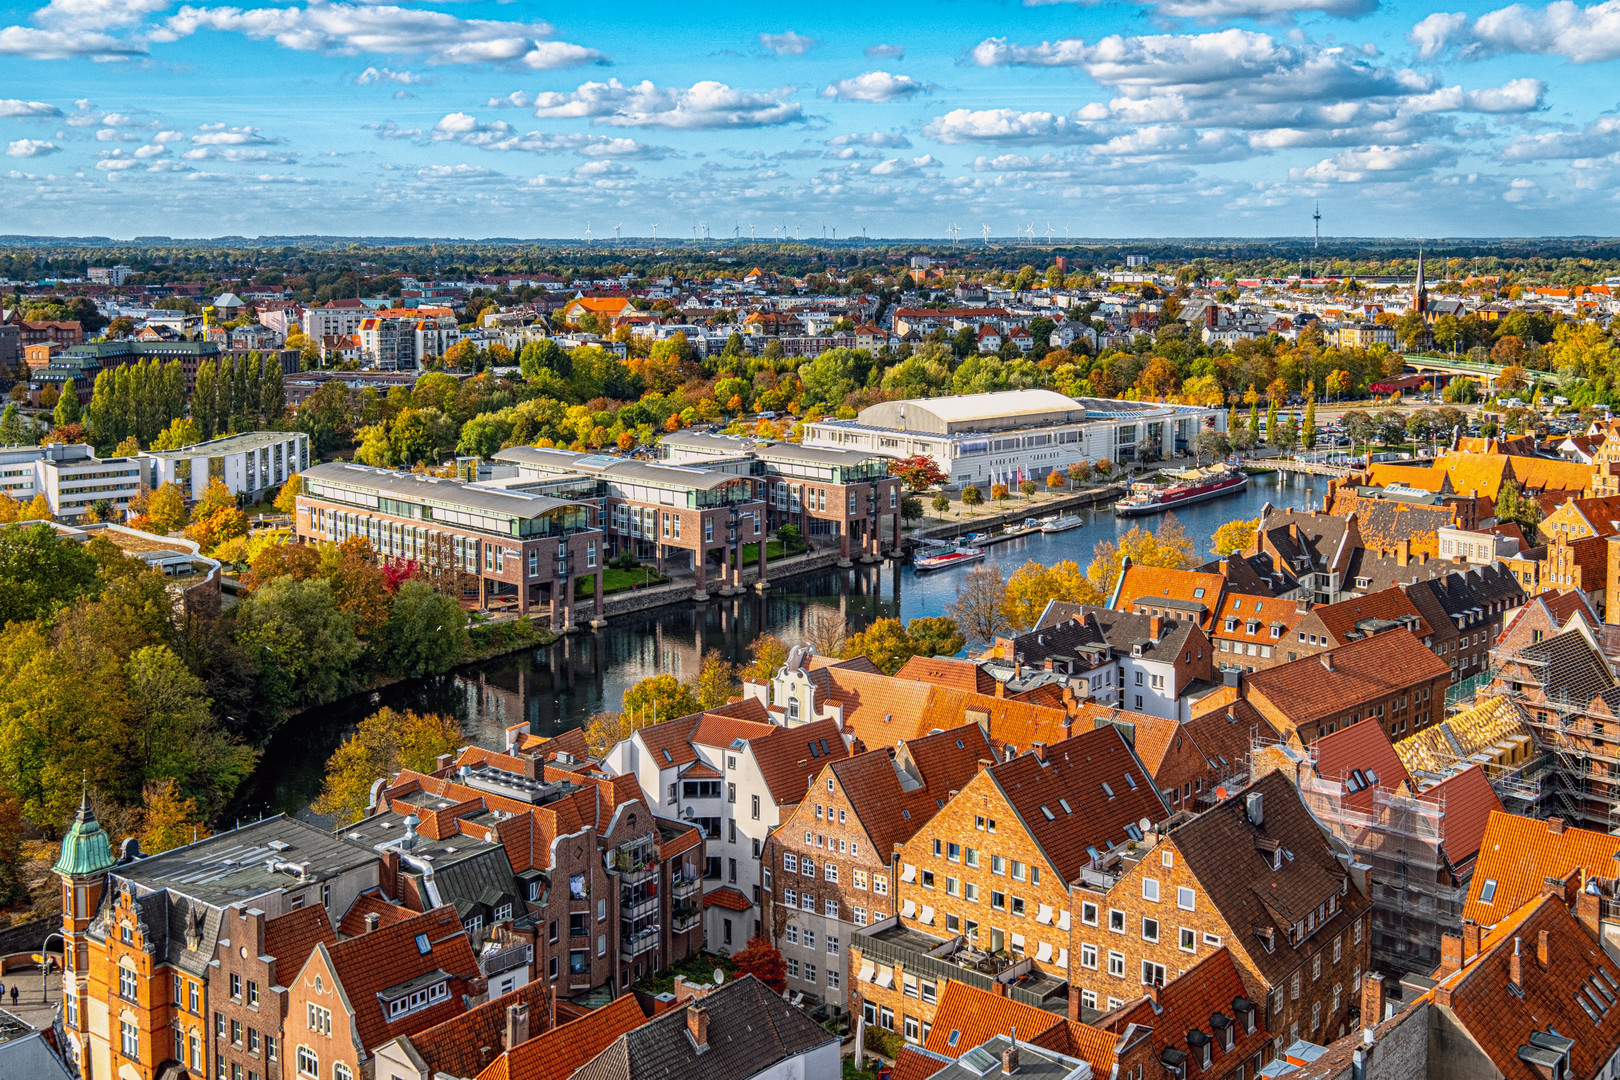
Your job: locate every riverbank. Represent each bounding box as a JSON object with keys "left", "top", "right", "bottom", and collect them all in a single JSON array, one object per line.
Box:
[{"left": 909, "top": 484, "right": 1125, "bottom": 543}]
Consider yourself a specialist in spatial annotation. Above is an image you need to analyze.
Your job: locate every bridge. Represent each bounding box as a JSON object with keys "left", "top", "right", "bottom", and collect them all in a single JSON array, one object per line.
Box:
[{"left": 1398, "top": 353, "right": 1554, "bottom": 390}]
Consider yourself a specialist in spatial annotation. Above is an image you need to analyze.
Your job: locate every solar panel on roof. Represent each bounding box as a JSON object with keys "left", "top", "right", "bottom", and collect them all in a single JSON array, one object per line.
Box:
[{"left": 961, "top": 1048, "right": 999, "bottom": 1075}]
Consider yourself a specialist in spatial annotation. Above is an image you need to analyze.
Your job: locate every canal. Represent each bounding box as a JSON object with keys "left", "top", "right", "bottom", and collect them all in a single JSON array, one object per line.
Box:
[{"left": 231, "top": 469, "right": 1323, "bottom": 821}]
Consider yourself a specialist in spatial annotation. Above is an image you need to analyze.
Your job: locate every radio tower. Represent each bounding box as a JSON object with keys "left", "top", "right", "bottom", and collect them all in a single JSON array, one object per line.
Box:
[{"left": 1313, "top": 203, "right": 1321, "bottom": 249}]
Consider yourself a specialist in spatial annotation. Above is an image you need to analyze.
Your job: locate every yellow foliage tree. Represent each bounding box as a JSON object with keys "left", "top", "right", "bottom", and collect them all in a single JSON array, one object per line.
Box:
[
  {"left": 688, "top": 654, "right": 737, "bottom": 711},
  {"left": 1210, "top": 518, "right": 1257, "bottom": 556},
  {"left": 1087, "top": 515, "right": 1197, "bottom": 595},
  {"left": 312, "top": 707, "right": 463, "bottom": 822},
  {"left": 1002, "top": 559, "right": 1101, "bottom": 632},
  {"left": 192, "top": 477, "right": 236, "bottom": 522},
  {"left": 145, "top": 483, "right": 188, "bottom": 534},
  {"left": 18, "top": 493, "right": 52, "bottom": 522},
  {"left": 140, "top": 778, "right": 212, "bottom": 855},
  {"left": 274, "top": 473, "right": 302, "bottom": 515},
  {"left": 0, "top": 493, "right": 18, "bottom": 524},
  {"left": 743, "top": 635, "right": 789, "bottom": 682}
]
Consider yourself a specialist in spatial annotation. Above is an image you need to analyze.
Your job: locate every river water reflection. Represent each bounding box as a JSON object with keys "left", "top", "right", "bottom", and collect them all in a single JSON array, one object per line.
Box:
[{"left": 233, "top": 470, "right": 1323, "bottom": 821}]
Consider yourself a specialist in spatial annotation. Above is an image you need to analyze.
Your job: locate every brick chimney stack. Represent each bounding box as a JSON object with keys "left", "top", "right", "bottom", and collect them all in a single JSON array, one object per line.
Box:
[
  {"left": 1361, "top": 972, "right": 1385, "bottom": 1027},
  {"left": 1439, "top": 933, "right": 1463, "bottom": 976},
  {"left": 687, "top": 1006, "right": 710, "bottom": 1051},
  {"left": 1509, "top": 937, "right": 1523, "bottom": 992},
  {"left": 1002, "top": 1029, "right": 1020, "bottom": 1075},
  {"left": 1537, "top": 929, "right": 1550, "bottom": 970},
  {"left": 504, "top": 1003, "right": 530, "bottom": 1050},
  {"left": 1462, "top": 919, "right": 1481, "bottom": 961}
]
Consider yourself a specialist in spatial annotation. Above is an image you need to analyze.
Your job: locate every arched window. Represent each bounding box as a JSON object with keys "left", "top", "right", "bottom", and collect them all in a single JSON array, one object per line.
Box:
[
  {"left": 296, "top": 1045, "right": 319, "bottom": 1077},
  {"left": 334, "top": 1064, "right": 354, "bottom": 1080}
]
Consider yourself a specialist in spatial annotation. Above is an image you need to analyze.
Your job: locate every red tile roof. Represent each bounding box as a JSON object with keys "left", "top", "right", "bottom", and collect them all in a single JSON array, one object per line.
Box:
[
  {"left": 1301, "top": 587, "right": 1432, "bottom": 645},
  {"left": 895, "top": 656, "right": 998, "bottom": 695},
  {"left": 1438, "top": 895, "right": 1620, "bottom": 1080},
  {"left": 1103, "top": 948, "right": 1268, "bottom": 1074},
  {"left": 923, "top": 981, "right": 1069, "bottom": 1057},
  {"left": 396, "top": 981, "right": 553, "bottom": 1079},
  {"left": 338, "top": 891, "right": 418, "bottom": 937},
  {"left": 263, "top": 905, "right": 337, "bottom": 976},
  {"left": 892, "top": 1047, "right": 951, "bottom": 1080},
  {"left": 1310, "top": 720, "right": 1411, "bottom": 814},
  {"left": 749, "top": 718, "right": 850, "bottom": 807},
  {"left": 324, "top": 905, "right": 481, "bottom": 1052},
  {"left": 832, "top": 724, "right": 996, "bottom": 864},
  {"left": 702, "top": 887, "right": 752, "bottom": 911},
  {"left": 1242, "top": 629, "right": 1451, "bottom": 739},
  {"left": 1463, "top": 811, "right": 1620, "bottom": 925},
  {"left": 475, "top": 992, "right": 647, "bottom": 1080},
  {"left": 1416, "top": 765, "right": 1503, "bottom": 874}
]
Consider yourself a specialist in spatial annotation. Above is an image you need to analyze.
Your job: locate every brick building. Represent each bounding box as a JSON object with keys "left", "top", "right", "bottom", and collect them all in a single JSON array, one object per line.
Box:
[
  {"left": 1070, "top": 772, "right": 1371, "bottom": 1052},
  {"left": 1241, "top": 629, "right": 1453, "bottom": 746},
  {"left": 851, "top": 725, "right": 1168, "bottom": 1044},
  {"left": 1211, "top": 593, "right": 1309, "bottom": 673},
  {"left": 762, "top": 724, "right": 994, "bottom": 1013}
]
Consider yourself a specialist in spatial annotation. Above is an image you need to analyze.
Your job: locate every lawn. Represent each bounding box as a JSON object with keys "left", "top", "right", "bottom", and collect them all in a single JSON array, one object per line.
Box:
[
  {"left": 574, "top": 564, "right": 669, "bottom": 599},
  {"left": 734, "top": 538, "right": 808, "bottom": 564},
  {"left": 631, "top": 950, "right": 738, "bottom": 996}
]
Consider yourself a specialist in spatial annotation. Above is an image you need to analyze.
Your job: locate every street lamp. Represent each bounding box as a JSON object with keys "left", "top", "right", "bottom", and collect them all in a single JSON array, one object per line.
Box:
[{"left": 40, "top": 931, "right": 63, "bottom": 1004}]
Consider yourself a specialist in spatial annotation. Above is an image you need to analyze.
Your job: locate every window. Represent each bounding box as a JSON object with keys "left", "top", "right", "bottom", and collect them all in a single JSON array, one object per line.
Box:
[
  {"left": 873, "top": 875, "right": 888, "bottom": 896},
  {"left": 248, "top": 980, "right": 259, "bottom": 1007},
  {"left": 190, "top": 981, "right": 199, "bottom": 1012},
  {"left": 1143, "top": 878, "right": 1160, "bottom": 902},
  {"left": 853, "top": 906, "right": 867, "bottom": 926},
  {"left": 172, "top": 974, "right": 182, "bottom": 1005},
  {"left": 232, "top": 1020, "right": 243, "bottom": 1046},
  {"left": 335, "top": 1066, "right": 353, "bottom": 1080},
  {"left": 1082, "top": 901, "right": 1099, "bottom": 926},
  {"left": 1108, "top": 951, "right": 1125, "bottom": 977},
  {"left": 1180, "top": 927, "right": 1196, "bottom": 952},
  {"left": 1109, "top": 909, "right": 1125, "bottom": 933},
  {"left": 828, "top": 968, "right": 840, "bottom": 990},
  {"left": 1142, "top": 917, "right": 1159, "bottom": 943},
  {"left": 119, "top": 966, "right": 137, "bottom": 1000},
  {"left": 853, "top": 869, "right": 867, "bottom": 890},
  {"left": 826, "top": 864, "right": 839, "bottom": 883},
  {"left": 1142, "top": 960, "right": 1166, "bottom": 986},
  {"left": 904, "top": 1016, "right": 920, "bottom": 1043},
  {"left": 752, "top": 794, "right": 761, "bottom": 820},
  {"left": 1081, "top": 943, "right": 1098, "bottom": 969},
  {"left": 296, "top": 1046, "right": 319, "bottom": 1077},
  {"left": 1479, "top": 879, "right": 1497, "bottom": 904},
  {"left": 121, "top": 1020, "right": 139, "bottom": 1060},
  {"left": 307, "top": 1004, "right": 332, "bottom": 1035},
  {"left": 1178, "top": 886, "right": 1196, "bottom": 911}
]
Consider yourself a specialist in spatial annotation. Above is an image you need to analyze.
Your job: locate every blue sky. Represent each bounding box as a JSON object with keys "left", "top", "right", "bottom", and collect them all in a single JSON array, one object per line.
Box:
[{"left": 1, "top": 0, "right": 1617, "bottom": 238}]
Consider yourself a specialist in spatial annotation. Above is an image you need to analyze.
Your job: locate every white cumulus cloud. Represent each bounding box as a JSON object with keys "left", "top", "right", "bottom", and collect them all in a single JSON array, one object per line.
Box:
[
  {"left": 923, "top": 108, "right": 1101, "bottom": 144},
  {"left": 821, "top": 71, "right": 924, "bottom": 102},
  {"left": 0, "top": 99, "right": 62, "bottom": 117},
  {"left": 529, "top": 79, "right": 801, "bottom": 128},
  {"left": 759, "top": 30, "right": 816, "bottom": 55},
  {"left": 6, "top": 139, "right": 60, "bottom": 157}
]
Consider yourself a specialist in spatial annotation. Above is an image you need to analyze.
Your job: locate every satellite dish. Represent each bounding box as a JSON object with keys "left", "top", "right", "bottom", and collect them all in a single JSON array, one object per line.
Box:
[
  {"left": 713, "top": 968, "right": 725, "bottom": 986},
  {"left": 1138, "top": 818, "right": 1152, "bottom": 833}
]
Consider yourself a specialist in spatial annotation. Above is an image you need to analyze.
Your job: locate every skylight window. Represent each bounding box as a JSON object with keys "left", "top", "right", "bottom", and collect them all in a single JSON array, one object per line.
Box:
[
  {"left": 415, "top": 933, "right": 431, "bottom": 955},
  {"left": 1102, "top": 782, "right": 1115, "bottom": 798}
]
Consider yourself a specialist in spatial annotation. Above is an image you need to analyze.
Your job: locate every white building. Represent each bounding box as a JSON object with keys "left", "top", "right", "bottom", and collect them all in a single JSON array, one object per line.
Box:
[
  {"left": 302, "top": 304, "right": 371, "bottom": 341},
  {"left": 600, "top": 707, "right": 850, "bottom": 951},
  {"left": 802, "top": 390, "right": 1224, "bottom": 488},
  {"left": 142, "top": 430, "right": 310, "bottom": 502},
  {"left": 0, "top": 443, "right": 143, "bottom": 520}
]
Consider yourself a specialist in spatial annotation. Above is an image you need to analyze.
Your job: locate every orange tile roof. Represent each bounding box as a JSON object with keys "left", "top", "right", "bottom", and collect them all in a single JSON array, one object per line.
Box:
[
  {"left": 892, "top": 1047, "right": 951, "bottom": 1080},
  {"left": 1499, "top": 453, "right": 1593, "bottom": 497},
  {"left": 1211, "top": 593, "right": 1306, "bottom": 646},
  {"left": 895, "top": 656, "right": 998, "bottom": 696},
  {"left": 702, "top": 886, "right": 752, "bottom": 911},
  {"left": 1113, "top": 565, "right": 1226, "bottom": 629},
  {"left": 823, "top": 666, "right": 935, "bottom": 746},
  {"left": 1027, "top": 1021, "right": 1120, "bottom": 1074},
  {"left": 1463, "top": 811, "right": 1620, "bottom": 925},
  {"left": 1303, "top": 586, "right": 1431, "bottom": 645},
  {"left": 917, "top": 687, "right": 1071, "bottom": 755},
  {"left": 475, "top": 993, "right": 646, "bottom": 1080},
  {"left": 749, "top": 717, "right": 849, "bottom": 806},
  {"left": 1116, "top": 711, "right": 1182, "bottom": 776},
  {"left": 922, "top": 981, "right": 1067, "bottom": 1057}
]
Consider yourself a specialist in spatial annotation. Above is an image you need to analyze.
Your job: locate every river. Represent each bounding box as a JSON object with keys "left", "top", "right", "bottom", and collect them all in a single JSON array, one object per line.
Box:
[{"left": 229, "top": 469, "right": 1323, "bottom": 822}]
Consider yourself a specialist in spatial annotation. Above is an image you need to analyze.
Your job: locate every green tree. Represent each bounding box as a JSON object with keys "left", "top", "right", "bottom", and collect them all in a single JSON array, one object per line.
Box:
[
  {"left": 382, "top": 580, "right": 468, "bottom": 677},
  {"left": 961, "top": 484, "right": 983, "bottom": 508},
  {"left": 139, "top": 778, "right": 212, "bottom": 855},
  {"left": 234, "top": 576, "right": 364, "bottom": 709},
  {"left": 1494, "top": 481, "right": 1543, "bottom": 532},
  {"left": 621, "top": 672, "right": 700, "bottom": 724},
  {"left": 842, "top": 617, "right": 966, "bottom": 675},
  {"left": 0, "top": 403, "right": 32, "bottom": 447},
  {"left": 123, "top": 644, "right": 256, "bottom": 817},
  {"left": 311, "top": 707, "right": 463, "bottom": 822},
  {"left": 931, "top": 493, "right": 951, "bottom": 516},
  {"left": 687, "top": 653, "right": 737, "bottom": 710},
  {"left": 0, "top": 522, "right": 102, "bottom": 626},
  {"left": 1301, "top": 399, "right": 1317, "bottom": 449},
  {"left": 53, "top": 378, "right": 81, "bottom": 427}
]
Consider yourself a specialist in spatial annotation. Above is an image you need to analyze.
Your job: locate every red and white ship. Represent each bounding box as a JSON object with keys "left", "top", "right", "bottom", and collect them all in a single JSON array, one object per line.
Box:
[
  {"left": 912, "top": 540, "right": 986, "bottom": 572},
  {"left": 1113, "top": 465, "right": 1248, "bottom": 517}
]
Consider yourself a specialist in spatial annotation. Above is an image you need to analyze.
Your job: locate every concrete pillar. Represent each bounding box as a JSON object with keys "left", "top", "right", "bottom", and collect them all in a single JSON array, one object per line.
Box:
[
  {"left": 859, "top": 519, "right": 879, "bottom": 564},
  {"left": 756, "top": 530, "right": 770, "bottom": 592},
  {"left": 838, "top": 521, "right": 853, "bottom": 568},
  {"left": 590, "top": 567, "right": 607, "bottom": 628},
  {"left": 549, "top": 585, "right": 560, "bottom": 629},
  {"left": 693, "top": 545, "right": 709, "bottom": 601},
  {"left": 892, "top": 501, "right": 903, "bottom": 553}
]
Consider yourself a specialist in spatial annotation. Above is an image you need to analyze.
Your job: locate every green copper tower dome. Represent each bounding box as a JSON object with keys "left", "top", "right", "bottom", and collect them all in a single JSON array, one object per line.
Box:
[{"left": 53, "top": 787, "right": 115, "bottom": 878}]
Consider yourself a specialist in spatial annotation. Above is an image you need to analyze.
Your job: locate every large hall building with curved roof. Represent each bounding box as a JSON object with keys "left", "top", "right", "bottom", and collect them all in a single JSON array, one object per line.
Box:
[{"left": 802, "top": 390, "right": 1225, "bottom": 487}]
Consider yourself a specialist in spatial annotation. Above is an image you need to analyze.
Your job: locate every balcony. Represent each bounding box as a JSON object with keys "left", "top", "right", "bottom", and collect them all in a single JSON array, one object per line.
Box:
[
  {"left": 854, "top": 919, "right": 1067, "bottom": 1010},
  {"left": 479, "top": 943, "right": 533, "bottom": 979},
  {"left": 672, "top": 904, "right": 702, "bottom": 933},
  {"left": 672, "top": 872, "right": 701, "bottom": 902},
  {"left": 622, "top": 922, "right": 662, "bottom": 957}
]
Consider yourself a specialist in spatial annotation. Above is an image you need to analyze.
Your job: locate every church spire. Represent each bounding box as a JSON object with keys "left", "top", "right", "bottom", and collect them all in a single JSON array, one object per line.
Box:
[{"left": 1413, "top": 242, "right": 1428, "bottom": 314}]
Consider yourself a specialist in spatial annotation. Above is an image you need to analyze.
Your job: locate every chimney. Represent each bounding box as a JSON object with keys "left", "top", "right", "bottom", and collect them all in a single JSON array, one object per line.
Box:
[
  {"left": 436, "top": 753, "right": 452, "bottom": 772},
  {"left": 1509, "top": 937, "right": 1523, "bottom": 992},
  {"left": 1548, "top": 817, "right": 1567, "bottom": 835},
  {"left": 504, "top": 1003, "right": 531, "bottom": 1051},
  {"left": 1150, "top": 615, "right": 1164, "bottom": 640},
  {"left": 523, "top": 754, "right": 540, "bottom": 780},
  {"left": 1537, "top": 929, "right": 1550, "bottom": 970},
  {"left": 364, "top": 912, "right": 379, "bottom": 933},
  {"left": 1068, "top": 983, "right": 1082, "bottom": 1021},
  {"left": 1397, "top": 539, "right": 1409, "bottom": 566},
  {"left": 1321, "top": 651, "right": 1333, "bottom": 672},
  {"left": 687, "top": 1006, "right": 710, "bottom": 1051},
  {"left": 1245, "top": 791, "right": 1264, "bottom": 827},
  {"left": 1296, "top": 595, "right": 1310, "bottom": 614},
  {"left": 1578, "top": 880, "right": 1603, "bottom": 938},
  {"left": 1462, "top": 919, "right": 1481, "bottom": 961},
  {"left": 1002, "top": 1030, "right": 1020, "bottom": 1075},
  {"left": 1439, "top": 933, "right": 1463, "bottom": 976},
  {"left": 1361, "top": 972, "right": 1385, "bottom": 1027},
  {"left": 401, "top": 814, "right": 420, "bottom": 851},
  {"left": 1032, "top": 742, "right": 1048, "bottom": 762}
]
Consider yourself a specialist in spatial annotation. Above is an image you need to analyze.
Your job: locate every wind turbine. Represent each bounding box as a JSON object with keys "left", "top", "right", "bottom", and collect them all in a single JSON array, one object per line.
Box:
[
  {"left": 584, "top": 222, "right": 592, "bottom": 246},
  {"left": 651, "top": 223, "right": 659, "bottom": 242},
  {"left": 750, "top": 224, "right": 756, "bottom": 241},
  {"left": 1045, "top": 222, "right": 1054, "bottom": 243},
  {"left": 982, "top": 223, "right": 991, "bottom": 246},
  {"left": 614, "top": 223, "right": 622, "bottom": 241},
  {"left": 832, "top": 226, "right": 837, "bottom": 240}
]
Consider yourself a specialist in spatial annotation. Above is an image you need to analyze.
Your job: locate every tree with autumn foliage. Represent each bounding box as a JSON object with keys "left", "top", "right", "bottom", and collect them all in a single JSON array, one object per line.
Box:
[
  {"left": 888, "top": 454, "right": 948, "bottom": 493},
  {"left": 1086, "top": 514, "right": 1196, "bottom": 595},
  {"left": 842, "top": 617, "right": 966, "bottom": 674},
  {"left": 312, "top": 707, "right": 463, "bottom": 822},
  {"left": 731, "top": 937, "right": 787, "bottom": 993},
  {"left": 1210, "top": 518, "right": 1257, "bottom": 556},
  {"left": 139, "top": 778, "right": 212, "bottom": 855},
  {"left": 743, "top": 635, "right": 789, "bottom": 682},
  {"left": 1002, "top": 559, "right": 1100, "bottom": 632}
]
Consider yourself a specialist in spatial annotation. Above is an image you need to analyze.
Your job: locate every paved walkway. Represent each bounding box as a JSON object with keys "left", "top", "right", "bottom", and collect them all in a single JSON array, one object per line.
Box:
[{"left": 0, "top": 965, "right": 63, "bottom": 1032}]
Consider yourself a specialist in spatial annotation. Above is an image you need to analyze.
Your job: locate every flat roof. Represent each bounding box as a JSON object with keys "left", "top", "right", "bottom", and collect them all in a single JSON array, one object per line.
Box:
[
  {"left": 881, "top": 389, "right": 1082, "bottom": 423},
  {"left": 116, "top": 816, "right": 374, "bottom": 907},
  {"left": 142, "top": 430, "right": 305, "bottom": 459},
  {"left": 752, "top": 442, "right": 884, "bottom": 467},
  {"left": 305, "top": 461, "right": 585, "bottom": 520},
  {"left": 494, "top": 446, "right": 750, "bottom": 491}
]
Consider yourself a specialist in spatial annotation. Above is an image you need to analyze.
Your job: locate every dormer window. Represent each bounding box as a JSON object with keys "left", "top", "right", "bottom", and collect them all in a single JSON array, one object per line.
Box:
[{"left": 382, "top": 978, "right": 450, "bottom": 1020}]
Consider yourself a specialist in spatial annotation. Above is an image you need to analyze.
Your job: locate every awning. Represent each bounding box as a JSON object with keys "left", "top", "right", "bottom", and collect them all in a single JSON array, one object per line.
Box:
[
  {"left": 900, "top": 864, "right": 917, "bottom": 883},
  {"left": 1056, "top": 948, "right": 1068, "bottom": 969},
  {"left": 1011, "top": 932, "right": 1025, "bottom": 952},
  {"left": 901, "top": 899, "right": 916, "bottom": 918},
  {"left": 1057, "top": 910, "right": 1071, "bottom": 931},
  {"left": 1035, "top": 941, "right": 1053, "bottom": 963},
  {"left": 875, "top": 966, "right": 894, "bottom": 988},
  {"left": 919, "top": 905, "right": 935, "bottom": 926},
  {"left": 1037, "top": 904, "right": 1054, "bottom": 925},
  {"left": 859, "top": 960, "right": 876, "bottom": 983}
]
